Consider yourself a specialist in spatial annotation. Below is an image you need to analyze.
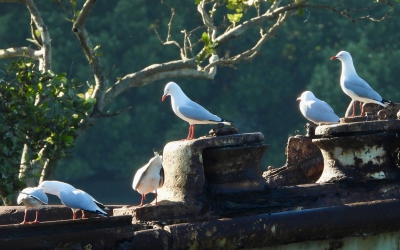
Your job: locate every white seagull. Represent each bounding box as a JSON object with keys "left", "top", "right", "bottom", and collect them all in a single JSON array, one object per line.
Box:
[
  {"left": 162, "top": 81, "right": 233, "bottom": 140},
  {"left": 331, "top": 51, "right": 392, "bottom": 116},
  {"left": 38, "top": 181, "right": 109, "bottom": 220},
  {"left": 297, "top": 91, "right": 340, "bottom": 125},
  {"left": 17, "top": 187, "right": 48, "bottom": 224},
  {"left": 132, "top": 150, "right": 164, "bottom": 206}
]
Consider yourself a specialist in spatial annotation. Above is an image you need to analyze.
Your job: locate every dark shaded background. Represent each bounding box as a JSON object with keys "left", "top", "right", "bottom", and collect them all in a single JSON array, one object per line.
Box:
[{"left": 1, "top": 1, "right": 400, "bottom": 205}]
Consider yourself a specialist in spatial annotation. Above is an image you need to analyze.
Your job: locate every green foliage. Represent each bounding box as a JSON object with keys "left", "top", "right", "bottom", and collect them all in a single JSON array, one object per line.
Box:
[
  {"left": 0, "top": 58, "right": 94, "bottom": 202},
  {"left": 196, "top": 32, "right": 219, "bottom": 63},
  {"left": 226, "top": 0, "right": 247, "bottom": 24}
]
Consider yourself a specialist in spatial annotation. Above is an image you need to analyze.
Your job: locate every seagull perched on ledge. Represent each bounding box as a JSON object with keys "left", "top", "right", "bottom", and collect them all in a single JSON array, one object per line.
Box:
[
  {"left": 162, "top": 81, "right": 233, "bottom": 140},
  {"left": 297, "top": 91, "right": 340, "bottom": 125},
  {"left": 132, "top": 150, "right": 164, "bottom": 206},
  {"left": 17, "top": 187, "right": 48, "bottom": 224},
  {"left": 331, "top": 51, "right": 392, "bottom": 117},
  {"left": 38, "top": 181, "right": 109, "bottom": 220}
]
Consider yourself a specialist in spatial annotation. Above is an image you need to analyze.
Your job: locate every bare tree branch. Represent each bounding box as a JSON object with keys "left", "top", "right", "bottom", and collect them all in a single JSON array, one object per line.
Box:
[
  {"left": 215, "top": 2, "right": 303, "bottom": 46},
  {"left": 102, "top": 57, "right": 224, "bottom": 108},
  {"left": 23, "top": 0, "right": 51, "bottom": 71},
  {"left": 197, "top": 0, "right": 217, "bottom": 41},
  {"left": 29, "top": 19, "right": 41, "bottom": 46},
  {"left": 98, "top": 106, "right": 132, "bottom": 118},
  {"left": 154, "top": 3, "right": 185, "bottom": 59},
  {"left": 72, "top": 0, "right": 108, "bottom": 114},
  {"left": 205, "top": 11, "right": 288, "bottom": 70},
  {"left": 0, "top": 47, "right": 42, "bottom": 59},
  {"left": 267, "top": 0, "right": 283, "bottom": 14}
]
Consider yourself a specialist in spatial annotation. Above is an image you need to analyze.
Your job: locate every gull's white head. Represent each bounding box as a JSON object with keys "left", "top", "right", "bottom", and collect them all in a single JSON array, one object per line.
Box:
[
  {"left": 38, "top": 180, "right": 75, "bottom": 197},
  {"left": 296, "top": 91, "right": 316, "bottom": 102},
  {"left": 330, "top": 51, "right": 352, "bottom": 62},
  {"left": 162, "top": 82, "right": 182, "bottom": 101}
]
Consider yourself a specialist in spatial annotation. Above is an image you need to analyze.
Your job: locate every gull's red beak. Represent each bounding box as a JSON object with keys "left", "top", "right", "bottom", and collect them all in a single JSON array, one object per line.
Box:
[
  {"left": 162, "top": 94, "right": 167, "bottom": 101},
  {"left": 330, "top": 56, "right": 337, "bottom": 60}
]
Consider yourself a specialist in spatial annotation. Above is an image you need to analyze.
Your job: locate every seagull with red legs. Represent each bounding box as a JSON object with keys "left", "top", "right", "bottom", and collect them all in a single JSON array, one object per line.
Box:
[
  {"left": 162, "top": 81, "right": 233, "bottom": 140},
  {"left": 132, "top": 150, "right": 164, "bottom": 207},
  {"left": 331, "top": 51, "right": 392, "bottom": 117},
  {"left": 38, "top": 180, "right": 109, "bottom": 220},
  {"left": 17, "top": 187, "right": 48, "bottom": 224}
]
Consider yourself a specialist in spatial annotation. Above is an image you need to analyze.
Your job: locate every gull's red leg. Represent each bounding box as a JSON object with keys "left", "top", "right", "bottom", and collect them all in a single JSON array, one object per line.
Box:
[
  {"left": 32, "top": 210, "right": 40, "bottom": 224},
  {"left": 139, "top": 194, "right": 145, "bottom": 207},
  {"left": 188, "top": 125, "right": 195, "bottom": 140},
  {"left": 155, "top": 190, "right": 158, "bottom": 205},
  {"left": 20, "top": 209, "right": 28, "bottom": 224},
  {"left": 186, "top": 125, "right": 193, "bottom": 140},
  {"left": 192, "top": 125, "right": 196, "bottom": 139},
  {"left": 352, "top": 101, "right": 356, "bottom": 117},
  {"left": 360, "top": 102, "right": 365, "bottom": 116},
  {"left": 82, "top": 210, "right": 86, "bottom": 219},
  {"left": 73, "top": 211, "right": 77, "bottom": 220}
]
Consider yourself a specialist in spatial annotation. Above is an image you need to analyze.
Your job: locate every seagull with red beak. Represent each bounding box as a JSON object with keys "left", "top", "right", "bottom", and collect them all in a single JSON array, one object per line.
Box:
[
  {"left": 162, "top": 81, "right": 232, "bottom": 140},
  {"left": 330, "top": 51, "right": 392, "bottom": 117}
]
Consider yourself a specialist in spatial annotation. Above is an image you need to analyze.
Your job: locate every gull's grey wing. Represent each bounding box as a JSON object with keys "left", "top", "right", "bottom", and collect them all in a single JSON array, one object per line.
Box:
[
  {"left": 178, "top": 103, "right": 221, "bottom": 122},
  {"left": 132, "top": 163, "right": 150, "bottom": 190},
  {"left": 29, "top": 188, "right": 49, "bottom": 204},
  {"left": 60, "top": 190, "right": 107, "bottom": 216},
  {"left": 344, "top": 77, "right": 383, "bottom": 101},
  {"left": 18, "top": 187, "right": 48, "bottom": 204},
  {"left": 303, "top": 100, "right": 339, "bottom": 123}
]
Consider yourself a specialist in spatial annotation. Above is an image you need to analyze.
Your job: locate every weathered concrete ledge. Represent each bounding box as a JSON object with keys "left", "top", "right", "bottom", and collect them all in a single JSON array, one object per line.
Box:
[
  {"left": 0, "top": 215, "right": 142, "bottom": 249},
  {"left": 316, "top": 119, "right": 400, "bottom": 135},
  {"left": 114, "top": 201, "right": 219, "bottom": 225},
  {"left": 0, "top": 205, "right": 121, "bottom": 225},
  {"left": 157, "top": 132, "right": 266, "bottom": 203}
]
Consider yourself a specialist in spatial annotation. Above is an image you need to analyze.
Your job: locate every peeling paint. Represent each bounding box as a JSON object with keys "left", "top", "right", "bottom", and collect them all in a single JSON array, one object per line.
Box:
[
  {"left": 333, "top": 146, "right": 386, "bottom": 167},
  {"left": 367, "top": 171, "right": 386, "bottom": 179},
  {"left": 271, "top": 225, "right": 276, "bottom": 234}
]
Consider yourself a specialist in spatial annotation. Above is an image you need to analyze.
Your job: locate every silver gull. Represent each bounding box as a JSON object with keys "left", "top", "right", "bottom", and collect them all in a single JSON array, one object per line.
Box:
[
  {"left": 331, "top": 51, "right": 392, "bottom": 116},
  {"left": 132, "top": 150, "right": 164, "bottom": 206},
  {"left": 17, "top": 187, "right": 48, "bottom": 224},
  {"left": 297, "top": 91, "right": 340, "bottom": 125},
  {"left": 162, "top": 81, "right": 233, "bottom": 139},
  {"left": 38, "top": 180, "right": 108, "bottom": 219}
]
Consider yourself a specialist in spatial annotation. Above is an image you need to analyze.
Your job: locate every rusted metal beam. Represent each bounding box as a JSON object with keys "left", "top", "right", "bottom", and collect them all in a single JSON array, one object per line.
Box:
[{"left": 166, "top": 199, "right": 400, "bottom": 249}]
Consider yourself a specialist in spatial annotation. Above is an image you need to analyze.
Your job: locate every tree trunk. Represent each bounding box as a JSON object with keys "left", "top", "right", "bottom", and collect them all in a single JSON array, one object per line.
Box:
[{"left": 19, "top": 145, "right": 46, "bottom": 187}]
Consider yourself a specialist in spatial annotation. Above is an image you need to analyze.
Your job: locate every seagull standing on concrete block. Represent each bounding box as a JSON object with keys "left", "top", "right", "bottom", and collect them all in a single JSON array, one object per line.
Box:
[
  {"left": 132, "top": 150, "right": 164, "bottom": 207},
  {"left": 331, "top": 51, "right": 392, "bottom": 116},
  {"left": 162, "top": 81, "right": 233, "bottom": 140},
  {"left": 297, "top": 91, "right": 340, "bottom": 125}
]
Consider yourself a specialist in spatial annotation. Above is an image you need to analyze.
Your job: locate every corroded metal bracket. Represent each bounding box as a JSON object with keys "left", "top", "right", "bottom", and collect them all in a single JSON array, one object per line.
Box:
[{"left": 314, "top": 120, "right": 400, "bottom": 183}]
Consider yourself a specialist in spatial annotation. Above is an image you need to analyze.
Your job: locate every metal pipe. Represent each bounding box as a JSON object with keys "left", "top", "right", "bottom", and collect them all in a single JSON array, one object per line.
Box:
[{"left": 166, "top": 199, "right": 400, "bottom": 249}]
